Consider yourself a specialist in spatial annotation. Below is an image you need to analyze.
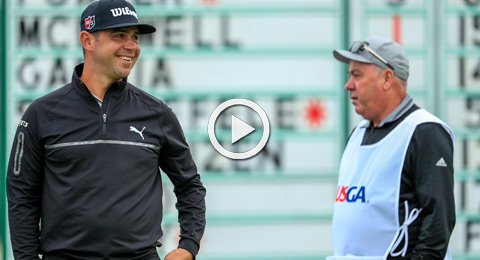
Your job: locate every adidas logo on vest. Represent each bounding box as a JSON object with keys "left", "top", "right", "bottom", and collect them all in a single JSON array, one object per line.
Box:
[{"left": 436, "top": 157, "right": 447, "bottom": 167}]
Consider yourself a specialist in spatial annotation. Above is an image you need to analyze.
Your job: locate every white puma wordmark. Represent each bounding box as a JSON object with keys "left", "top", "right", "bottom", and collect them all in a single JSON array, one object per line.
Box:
[{"left": 130, "top": 126, "right": 146, "bottom": 140}]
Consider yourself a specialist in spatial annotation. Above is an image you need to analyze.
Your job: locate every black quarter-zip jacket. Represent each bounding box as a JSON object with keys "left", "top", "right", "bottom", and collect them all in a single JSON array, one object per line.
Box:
[{"left": 7, "top": 64, "right": 206, "bottom": 260}]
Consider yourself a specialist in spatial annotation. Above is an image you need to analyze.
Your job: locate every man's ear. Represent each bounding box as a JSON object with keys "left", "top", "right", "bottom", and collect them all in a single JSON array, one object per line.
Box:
[
  {"left": 383, "top": 69, "right": 395, "bottom": 89},
  {"left": 80, "top": 31, "right": 95, "bottom": 52}
]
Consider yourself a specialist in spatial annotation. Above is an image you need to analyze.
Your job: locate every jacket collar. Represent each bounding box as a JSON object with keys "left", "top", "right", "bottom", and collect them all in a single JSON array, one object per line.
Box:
[{"left": 72, "top": 63, "right": 128, "bottom": 98}]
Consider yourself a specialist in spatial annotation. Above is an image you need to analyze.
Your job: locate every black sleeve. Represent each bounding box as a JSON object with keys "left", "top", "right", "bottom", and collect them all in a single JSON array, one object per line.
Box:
[
  {"left": 7, "top": 102, "right": 44, "bottom": 260},
  {"left": 408, "top": 123, "right": 455, "bottom": 260},
  {"left": 158, "top": 107, "right": 206, "bottom": 258}
]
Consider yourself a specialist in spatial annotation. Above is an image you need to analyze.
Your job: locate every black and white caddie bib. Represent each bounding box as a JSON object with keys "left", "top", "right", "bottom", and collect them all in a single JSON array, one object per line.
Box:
[{"left": 327, "top": 109, "right": 454, "bottom": 260}]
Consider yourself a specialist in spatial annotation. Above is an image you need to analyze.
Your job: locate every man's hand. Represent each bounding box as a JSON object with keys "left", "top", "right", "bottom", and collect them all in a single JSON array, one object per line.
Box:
[{"left": 164, "top": 248, "right": 194, "bottom": 260}]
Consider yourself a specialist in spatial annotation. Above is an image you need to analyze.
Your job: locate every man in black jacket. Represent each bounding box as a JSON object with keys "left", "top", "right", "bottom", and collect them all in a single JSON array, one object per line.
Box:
[
  {"left": 328, "top": 36, "right": 455, "bottom": 260},
  {"left": 7, "top": 0, "right": 206, "bottom": 259}
]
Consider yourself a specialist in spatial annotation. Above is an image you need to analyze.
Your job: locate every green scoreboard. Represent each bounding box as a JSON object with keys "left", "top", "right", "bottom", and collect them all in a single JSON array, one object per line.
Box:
[{"left": 2, "top": 0, "right": 480, "bottom": 259}]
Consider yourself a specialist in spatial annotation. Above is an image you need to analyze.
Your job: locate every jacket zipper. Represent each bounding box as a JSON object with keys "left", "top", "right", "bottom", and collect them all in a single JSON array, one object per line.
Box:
[
  {"left": 102, "top": 113, "right": 107, "bottom": 136},
  {"left": 101, "top": 93, "right": 112, "bottom": 137}
]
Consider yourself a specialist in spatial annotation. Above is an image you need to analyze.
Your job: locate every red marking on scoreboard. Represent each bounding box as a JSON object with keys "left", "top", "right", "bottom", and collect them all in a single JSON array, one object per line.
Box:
[
  {"left": 393, "top": 13, "right": 402, "bottom": 45},
  {"left": 304, "top": 99, "right": 327, "bottom": 127}
]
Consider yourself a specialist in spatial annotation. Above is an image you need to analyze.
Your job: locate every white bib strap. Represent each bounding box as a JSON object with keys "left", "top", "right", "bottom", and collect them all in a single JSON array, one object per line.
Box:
[{"left": 389, "top": 200, "right": 423, "bottom": 257}]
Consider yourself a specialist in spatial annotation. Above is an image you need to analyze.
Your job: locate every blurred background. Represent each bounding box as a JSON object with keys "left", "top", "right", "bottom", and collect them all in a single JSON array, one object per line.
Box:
[{"left": 1, "top": 0, "right": 480, "bottom": 259}]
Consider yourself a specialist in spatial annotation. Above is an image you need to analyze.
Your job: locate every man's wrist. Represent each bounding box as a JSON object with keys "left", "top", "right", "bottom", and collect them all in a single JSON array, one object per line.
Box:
[{"left": 178, "top": 238, "right": 199, "bottom": 259}]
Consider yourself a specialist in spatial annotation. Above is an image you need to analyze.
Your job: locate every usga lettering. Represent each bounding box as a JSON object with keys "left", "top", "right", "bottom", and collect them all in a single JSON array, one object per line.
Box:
[{"left": 335, "top": 185, "right": 366, "bottom": 203}]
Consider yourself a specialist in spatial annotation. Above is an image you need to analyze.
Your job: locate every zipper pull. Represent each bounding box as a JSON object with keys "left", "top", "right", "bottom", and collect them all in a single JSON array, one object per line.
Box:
[{"left": 102, "top": 113, "right": 107, "bottom": 136}]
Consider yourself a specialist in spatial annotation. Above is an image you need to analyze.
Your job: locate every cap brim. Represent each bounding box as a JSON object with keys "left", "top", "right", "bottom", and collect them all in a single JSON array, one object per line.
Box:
[
  {"left": 333, "top": 49, "right": 372, "bottom": 65},
  {"left": 99, "top": 22, "right": 156, "bottom": 34}
]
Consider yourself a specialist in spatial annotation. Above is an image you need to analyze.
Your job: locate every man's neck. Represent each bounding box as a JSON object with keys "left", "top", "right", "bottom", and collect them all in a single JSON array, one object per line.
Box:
[
  {"left": 371, "top": 95, "right": 411, "bottom": 128},
  {"left": 80, "top": 63, "right": 118, "bottom": 101}
]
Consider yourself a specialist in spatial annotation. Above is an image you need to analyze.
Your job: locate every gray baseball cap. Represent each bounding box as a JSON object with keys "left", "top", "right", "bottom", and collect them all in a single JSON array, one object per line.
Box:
[{"left": 333, "top": 36, "right": 409, "bottom": 81}]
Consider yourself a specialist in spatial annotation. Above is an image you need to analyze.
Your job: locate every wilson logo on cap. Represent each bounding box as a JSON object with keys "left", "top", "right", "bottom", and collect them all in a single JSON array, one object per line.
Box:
[
  {"left": 85, "top": 15, "right": 95, "bottom": 30},
  {"left": 110, "top": 7, "right": 138, "bottom": 19}
]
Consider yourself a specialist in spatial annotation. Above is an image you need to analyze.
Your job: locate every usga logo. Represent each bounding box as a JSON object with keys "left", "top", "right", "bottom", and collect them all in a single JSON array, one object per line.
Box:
[{"left": 335, "top": 185, "right": 367, "bottom": 203}]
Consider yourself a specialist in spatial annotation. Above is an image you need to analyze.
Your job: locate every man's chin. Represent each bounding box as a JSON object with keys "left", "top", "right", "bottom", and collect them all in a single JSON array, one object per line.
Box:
[
  {"left": 116, "top": 69, "right": 132, "bottom": 79},
  {"left": 354, "top": 107, "right": 365, "bottom": 117}
]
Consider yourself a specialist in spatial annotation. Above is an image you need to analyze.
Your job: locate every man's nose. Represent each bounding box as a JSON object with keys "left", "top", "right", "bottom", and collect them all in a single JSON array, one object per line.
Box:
[
  {"left": 345, "top": 77, "right": 354, "bottom": 91},
  {"left": 124, "top": 38, "right": 137, "bottom": 50}
]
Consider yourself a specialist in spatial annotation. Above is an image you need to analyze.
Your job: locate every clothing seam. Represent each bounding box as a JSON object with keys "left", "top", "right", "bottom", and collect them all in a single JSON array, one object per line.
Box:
[
  {"left": 39, "top": 85, "right": 75, "bottom": 139},
  {"left": 44, "top": 139, "right": 161, "bottom": 151},
  {"left": 415, "top": 122, "right": 455, "bottom": 145},
  {"left": 129, "top": 86, "right": 169, "bottom": 151}
]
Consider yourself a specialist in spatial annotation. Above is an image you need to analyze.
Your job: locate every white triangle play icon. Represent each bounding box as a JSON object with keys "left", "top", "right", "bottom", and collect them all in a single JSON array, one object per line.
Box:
[{"left": 231, "top": 115, "right": 255, "bottom": 144}]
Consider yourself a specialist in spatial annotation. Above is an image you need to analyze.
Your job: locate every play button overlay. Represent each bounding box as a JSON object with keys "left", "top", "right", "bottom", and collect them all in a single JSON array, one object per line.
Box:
[
  {"left": 208, "top": 98, "right": 270, "bottom": 160},
  {"left": 231, "top": 115, "right": 255, "bottom": 144}
]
